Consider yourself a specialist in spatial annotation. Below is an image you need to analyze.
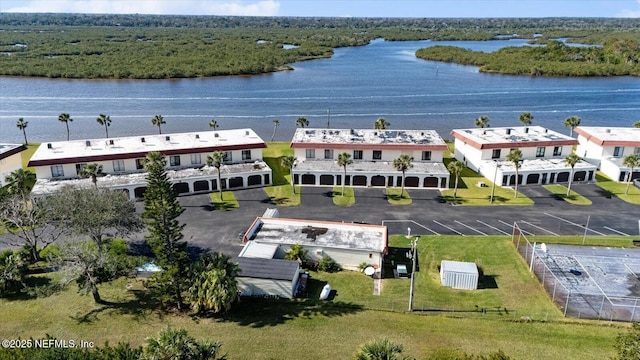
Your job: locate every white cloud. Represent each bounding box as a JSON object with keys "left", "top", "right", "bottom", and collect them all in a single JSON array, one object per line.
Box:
[
  {"left": 617, "top": 0, "right": 640, "bottom": 17},
  {"left": 1, "top": 0, "right": 281, "bottom": 16}
]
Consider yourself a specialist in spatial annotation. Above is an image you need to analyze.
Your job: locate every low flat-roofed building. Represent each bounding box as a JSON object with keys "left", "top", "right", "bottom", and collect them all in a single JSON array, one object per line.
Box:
[
  {"left": 27, "top": 129, "right": 271, "bottom": 199},
  {"left": 451, "top": 126, "right": 596, "bottom": 186},
  {"left": 440, "top": 260, "right": 479, "bottom": 290},
  {"left": 575, "top": 126, "right": 640, "bottom": 182},
  {"left": 290, "top": 128, "right": 450, "bottom": 189},
  {"left": 234, "top": 257, "right": 301, "bottom": 298},
  {"left": 0, "top": 144, "right": 27, "bottom": 187},
  {"left": 243, "top": 217, "right": 388, "bottom": 270}
]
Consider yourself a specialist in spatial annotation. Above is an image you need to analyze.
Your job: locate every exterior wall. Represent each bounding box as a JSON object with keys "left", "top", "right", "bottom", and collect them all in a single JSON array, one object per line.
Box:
[
  {"left": 0, "top": 152, "right": 23, "bottom": 186},
  {"left": 576, "top": 135, "right": 605, "bottom": 166},
  {"left": 600, "top": 159, "right": 623, "bottom": 182},
  {"left": 440, "top": 270, "right": 478, "bottom": 290},
  {"left": 305, "top": 246, "right": 382, "bottom": 271},
  {"left": 453, "top": 139, "right": 483, "bottom": 171},
  {"left": 237, "top": 278, "right": 295, "bottom": 298},
  {"left": 294, "top": 147, "right": 442, "bottom": 162}
]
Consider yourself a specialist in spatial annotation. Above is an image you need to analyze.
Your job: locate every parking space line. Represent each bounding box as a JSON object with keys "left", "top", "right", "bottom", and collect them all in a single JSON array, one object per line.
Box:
[
  {"left": 543, "top": 213, "right": 607, "bottom": 236},
  {"left": 455, "top": 220, "right": 487, "bottom": 236},
  {"left": 520, "top": 220, "right": 560, "bottom": 236},
  {"left": 433, "top": 220, "right": 465, "bottom": 236},
  {"left": 381, "top": 220, "right": 440, "bottom": 236},
  {"left": 477, "top": 220, "right": 511, "bottom": 235},
  {"left": 497, "top": 220, "right": 534, "bottom": 236},
  {"left": 604, "top": 226, "right": 630, "bottom": 236}
]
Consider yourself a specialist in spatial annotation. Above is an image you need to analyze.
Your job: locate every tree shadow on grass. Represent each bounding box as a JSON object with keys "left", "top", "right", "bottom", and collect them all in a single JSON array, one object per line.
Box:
[
  {"left": 216, "top": 294, "right": 363, "bottom": 328},
  {"left": 70, "top": 286, "right": 164, "bottom": 324}
]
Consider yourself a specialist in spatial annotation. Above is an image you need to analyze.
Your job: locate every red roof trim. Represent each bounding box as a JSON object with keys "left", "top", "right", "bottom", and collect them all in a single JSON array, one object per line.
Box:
[
  {"left": 574, "top": 128, "right": 640, "bottom": 147},
  {"left": 28, "top": 143, "right": 266, "bottom": 167},
  {"left": 0, "top": 144, "right": 27, "bottom": 161},
  {"left": 451, "top": 131, "right": 577, "bottom": 149}
]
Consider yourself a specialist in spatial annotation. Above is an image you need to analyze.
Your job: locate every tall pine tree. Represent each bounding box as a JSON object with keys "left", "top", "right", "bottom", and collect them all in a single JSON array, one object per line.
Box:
[{"left": 141, "top": 152, "right": 190, "bottom": 311}]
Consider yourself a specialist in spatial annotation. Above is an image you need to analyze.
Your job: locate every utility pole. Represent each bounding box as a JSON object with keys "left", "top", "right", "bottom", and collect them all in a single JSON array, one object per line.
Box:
[
  {"left": 327, "top": 108, "right": 331, "bottom": 129},
  {"left": 408, "top": 236, "right": 418, "bottom": 312}
]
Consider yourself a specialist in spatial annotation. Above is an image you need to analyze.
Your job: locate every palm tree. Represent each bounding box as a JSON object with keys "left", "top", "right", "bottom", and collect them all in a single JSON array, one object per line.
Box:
[
  {"left": 188, "top": 252, "right": 239, "bottom": 314},
  {"left": 209, "top": 119, "right": 219, "bottom": 130},
  {"left": 373, "top": 117, "right": 390, "bottom": 130},
  {"left": 354, "top": 338, "right": 405, "bottom": 360},
  {"left": 143, "top": 327, "right": 226, "bottom": 360},
  {"left": 151, "top": 114, "right": 165, "bottom": 134},
  {"left": 16, "top": 118, "right": 28, "bottom": 145},
  {"left": 337, "top": 152, "right": 353, "bottom": 196},
  {"left": 4, "top": 169, "right": 36, "bottom": 203},
  {"left": 270, "top": 119, "right": 280, "bottom": 141},
  {"left": 207, "top": 151, "right": 226, "bottom": 200},
  {"left": 393, "top": 154, "right": 413, "bottom": 196},
  {"left": 564, "top": 153, "right": 581, "bottom": 196},
  {"left": 474, "top": 115, "right": 490, "bottom": 128},
  {"left": 78, "top": 163, "right": 102, "bottom": 187},
  {"left": 505, "top": 149, "right": 523, "bottom": 198},
  {"left": 295, "top": 117, "right": 309, "bottom": 128},
  {"left": 58, "top": 113, "right": 73, "bottom": 141},
  {"left": 280, "top": 155, "right": 297, "bottom": 194},
  {"left": 633, "top": 121, "right": 640, "bottom": 128},
  {"left": 447, "top": 160, "right": 465, "bottom": 199},
  {"left": 564, "top": 116, "right": 581, "bottom": 137},
  {"left": 96, "top": 114, "right": 112, "bottom": 138},
  {"left": 519, "top": 112, "right": 533, "bottom": 126},
  {"left": 623, "top": 154, "right": 640, "bottom": 195}
]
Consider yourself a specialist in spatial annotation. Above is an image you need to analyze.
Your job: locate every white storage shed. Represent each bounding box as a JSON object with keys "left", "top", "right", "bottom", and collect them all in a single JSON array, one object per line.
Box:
[
  {"left": 440, "top": 260, "right": 479, "bottom": 290},
  {"left": 234, "top": 257, "right": 301, "bottom": 299}
]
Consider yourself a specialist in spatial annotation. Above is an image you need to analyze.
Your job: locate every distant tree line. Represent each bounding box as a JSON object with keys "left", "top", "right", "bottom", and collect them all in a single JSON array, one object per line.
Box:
[
  {"left": 0, "top": 14, "right": 638, "bottom": 79},
  {"left": 416, "top": 39, "right": 640, "bottom": 76}
]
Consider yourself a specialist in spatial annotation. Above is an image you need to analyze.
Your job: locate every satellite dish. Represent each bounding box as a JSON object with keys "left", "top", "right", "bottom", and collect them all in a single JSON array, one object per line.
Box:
[
  {"left": 364, "top": 266, "right": 375, "bottom": 276},
  {"left": 541, "top": 243, "right": 547, "bottom": 254}
]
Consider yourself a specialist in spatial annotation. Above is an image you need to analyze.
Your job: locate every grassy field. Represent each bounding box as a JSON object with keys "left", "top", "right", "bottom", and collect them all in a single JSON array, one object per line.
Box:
[
  {"left": 595, "top": 171, "right": 640, "bottom": 205},
  {"left": 262, "top": 142, "right": 300, "bottom": 206},
  {"left": 209, "top": 191, "right": 239, "bottom": 210},
  {"left": 21, "top": 143, "right": 39, "bottom": 172},
  {"left": 332, "top": 186, "right": 355, "bottom": 206},
  {"left": 386, "top": 188, "right": 412, "bottom": 205},
  {"left": 542, "top": 184, "right": 593, "bottom": 205},
  {"left": 0, "top": 235, "right": 627, "bottom": 359}
]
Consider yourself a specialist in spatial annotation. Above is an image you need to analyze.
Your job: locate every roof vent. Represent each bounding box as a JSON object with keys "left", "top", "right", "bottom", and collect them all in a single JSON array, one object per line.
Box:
[
  {"left": 214, "top": 133, "right": 219, "bottom": 138},
  {"left": 245, "top": 130, "right": 250, "bottom": 136},
  {"left": 47, "top": 143, "right": 52, "bottom": 149},
  {"left": 506, "top": 128, "right": 511, "bottom": 135},
  {"left": 350, "top": 129, "right": 355, "bottom": 135},
  {"left": 195, "top": 134, "right": 200, "bottom": 139},
  {"left": 545, "top": 128, "right": 548, "bottom": 133},
  {"left": 165, "top": 136, "right": 170, "bottom": 141},
  {"left": 606, "top": 129, "right": 611, "bottom": 133},
  {"left": 525, "top": 127, "right": 529, "bottom": 134},
  {"left": 483, "top": 130, "right": 486, "bottom": 135},
  {"left": 109, "top": 139, "right": 114, "bottom": 145},
  {"left": 141, "top": 137, "right": 145, "bottom": 143},
  {"left": 85, "top": 140, "right": 91, "bottom": 146}
]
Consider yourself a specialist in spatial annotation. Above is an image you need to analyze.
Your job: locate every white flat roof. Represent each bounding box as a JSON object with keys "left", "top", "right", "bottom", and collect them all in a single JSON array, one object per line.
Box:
[
  {"left": 0, "top": 143, "right": 25, "bottom": 160},
  {"left": 238, "top": 242, "right": 279, "bottom": 259},
  {"left": 575, "top": 126, "right": 640, "bottom": 147},
  {"left": 29, "top": 129, "right": 265, "bottom": 166},
  {"left": 248, "top": 217, "right": 387, "bottom": 253},
  {"left": 291, "top": 128, "right": 448, "bottom": 150},
  {"left": 441, "top": 260, "right": 478, "bottom": 274},
  {"left": 451, "top": 126, "right": 576, "bottom": 150}
]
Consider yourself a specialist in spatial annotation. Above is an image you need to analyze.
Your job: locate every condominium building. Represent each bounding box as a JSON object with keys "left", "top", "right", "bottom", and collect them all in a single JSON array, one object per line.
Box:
[
  {"left": 27, "top": 129, "right": 271, "bottom": 199},
  {"left": 575, "top": 126, "right": 640, "bottom": 182},
  {"left": 451, "top": 126, "right": 596, "bottom": 186},
  {"left": 290, "top": 128, "right": 450, "bottom": 189},
  {"left": 0, "top": 144, "right": 27, "bottom": 187}
]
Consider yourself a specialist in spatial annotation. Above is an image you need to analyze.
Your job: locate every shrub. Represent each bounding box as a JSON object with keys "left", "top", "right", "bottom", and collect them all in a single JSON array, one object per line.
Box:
[{"left": 318, "top": 255, "right": 341, "bottom": 273}]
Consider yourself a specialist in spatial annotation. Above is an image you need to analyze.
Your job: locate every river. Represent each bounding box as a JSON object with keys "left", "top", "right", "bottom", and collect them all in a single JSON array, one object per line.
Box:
[{"left": 1, "top": 38, "right": 638, "bottom": 143}]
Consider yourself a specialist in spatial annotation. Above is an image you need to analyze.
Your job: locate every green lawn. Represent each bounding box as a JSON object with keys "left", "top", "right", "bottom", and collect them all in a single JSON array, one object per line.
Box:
[
  {"left": 332, "top": 186, "right": 355, "bottom": 206},
  {"left": 542, "top": 184, "right": 593, "bottom": 205},
  {"left": 21, "top": 143, "right": 39, "bottom": 171},
  {"left": 386, "top": 188, "right": 412, "bottom": 205},
  {"left": 0, "top": 235, "right": 625, "bottom": 359},
  {"left": 595, "top": 171, "right": 640, "bottom": 205},
  {"left": 262, "top": 142, "right": 300, "bottom": 206},
  {"left": 209, "top": 191, "right": 239, "bottom": 210}
]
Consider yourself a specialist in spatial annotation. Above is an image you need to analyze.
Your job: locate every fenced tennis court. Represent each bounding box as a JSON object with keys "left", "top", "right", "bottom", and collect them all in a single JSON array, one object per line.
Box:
[{"left": 513, "top": 222, "right": 640, "bottom": 321}]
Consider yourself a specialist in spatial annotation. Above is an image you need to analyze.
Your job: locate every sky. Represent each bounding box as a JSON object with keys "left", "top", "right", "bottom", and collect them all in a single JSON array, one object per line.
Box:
[{"left": 1, "top": 0, "right": 639, "bottom": 18}]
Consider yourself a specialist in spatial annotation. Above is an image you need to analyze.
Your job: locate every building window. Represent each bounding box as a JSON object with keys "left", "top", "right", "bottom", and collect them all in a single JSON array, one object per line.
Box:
[
  {"left": 242, "top": 150, "right": 251, "bottom": 161},
  {"left": 305, "top": 149, "right": 315, "bottom": 159},
  {"left": 324, "top": 149, "right": 333, "bottom": 160},
  {"left": 136, "top": 158, "right": 145, "bottom": 170},
  {"left": 421, "top": 151, "right": 432, "bottom": 161},
  {"left": 223, "top": 151, "right": 232, "bottom": 163},
  {"left": 536, "top": 147, "right": 545, "bottom": 157},
  {"left": 373, "top": 150, "right": 382, "bottom": 160},
  {"left": 491, "top": 149, "right": 501, "bottom": 159},
  {"left": 75, "top": 163, "right": 87, "bottom": 175},
  {"left": 51, "top": 165, "right": 64, "bottom": 178},
  {"left": 635, "top": 147, "right": 640, "bottom": 156},
  {"left": 170, "top": 156, "right": 181, "bottom": 167},
  {"left": 553, "top": 146, "right": 562, "bottom": 156},
  {"left": 353, "top": 150, "right": 363, "bottom": 160},
  {"left": 113, "top": 160, "right": 125, "bottom": 172},
  {"left": 613, "top": 147, "right": 624, "bottom": 157},
  {"left": 190, "top": 153, "right": 202, "bottom": 165}
]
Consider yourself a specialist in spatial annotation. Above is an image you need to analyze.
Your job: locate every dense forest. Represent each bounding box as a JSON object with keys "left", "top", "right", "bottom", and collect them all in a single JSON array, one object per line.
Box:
[
  {"left": 415, "top": 39, "right": 640, "bottom": 76},
  {"left": 0, "top": 13, "right": 639, "bottom": 79}
]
